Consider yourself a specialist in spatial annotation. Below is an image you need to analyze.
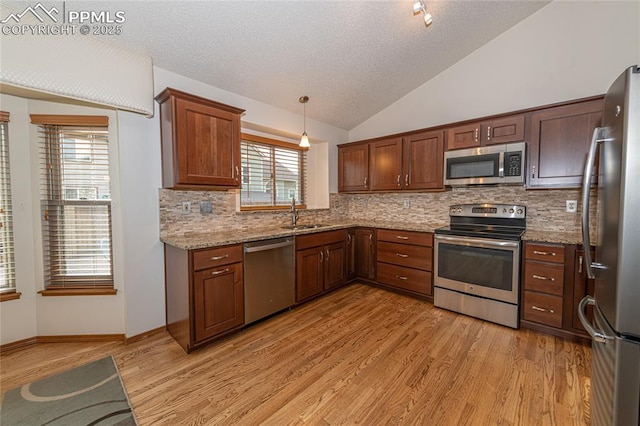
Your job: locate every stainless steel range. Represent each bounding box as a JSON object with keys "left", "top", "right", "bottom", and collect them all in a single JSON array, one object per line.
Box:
[{"left": 434, "top": 203, "right": 526, "bottom": 328}]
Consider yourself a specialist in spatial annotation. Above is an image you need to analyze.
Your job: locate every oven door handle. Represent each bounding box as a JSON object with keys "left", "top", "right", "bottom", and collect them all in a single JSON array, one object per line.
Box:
[{"left": 435, "top": 234, "right": 520, "bottom": 249}]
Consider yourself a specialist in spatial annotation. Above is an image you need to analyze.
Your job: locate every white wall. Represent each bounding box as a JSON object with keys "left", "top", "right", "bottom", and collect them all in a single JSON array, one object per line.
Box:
[
  {"left": 0, "top": 94, "right": 37, "bottom": 344},
  {"left": 348, "top": 1, "right": 640, "bottom": 142}
]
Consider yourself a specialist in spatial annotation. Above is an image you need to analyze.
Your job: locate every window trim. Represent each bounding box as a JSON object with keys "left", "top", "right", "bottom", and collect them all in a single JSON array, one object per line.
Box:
[{"left": 240, "top": 133, "right": 307, "bottom": 211}]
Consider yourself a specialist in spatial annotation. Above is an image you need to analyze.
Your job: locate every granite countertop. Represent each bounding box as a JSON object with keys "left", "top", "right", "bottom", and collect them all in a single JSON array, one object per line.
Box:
[
  {"left": 161, "top": 221, "right": 446, "bottom": 250},
  {"left": 522, "top": 229, "right": 586, "bottom": 245}
]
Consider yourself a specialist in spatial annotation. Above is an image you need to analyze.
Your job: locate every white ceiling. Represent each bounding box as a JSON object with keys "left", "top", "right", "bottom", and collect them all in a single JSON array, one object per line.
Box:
[{"left": 73, "top": 0, "right": 550, "bottom": 130}]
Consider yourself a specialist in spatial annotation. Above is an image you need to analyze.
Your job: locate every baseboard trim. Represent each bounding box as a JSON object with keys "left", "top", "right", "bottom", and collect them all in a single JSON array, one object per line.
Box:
[
  {"left": 0, "top": 337, "right": 38, "bottom": 354},
  {"left": 37, "top": 334, "right": 125, "bottom": 343},
  {"left": 125, "top": 326, "right": 167, "bottom": 345}
]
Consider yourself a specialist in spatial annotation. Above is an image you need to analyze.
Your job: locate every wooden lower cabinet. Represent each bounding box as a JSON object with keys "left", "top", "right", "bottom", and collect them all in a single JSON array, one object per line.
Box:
[
  {"left": 375, "top": 229, "right": 433, "bottom": 297},
  {"left": 165, "top": 244, "right": 244, "bottom": 353},
  {"left": 355, "top": 228, "right": 376, "bottom": 280},
  {"left": 521, "top": 241, "right": 593, "bottom": 341},
  {"left": 295, "top": 230, "right": 347, "bottom": 302}
]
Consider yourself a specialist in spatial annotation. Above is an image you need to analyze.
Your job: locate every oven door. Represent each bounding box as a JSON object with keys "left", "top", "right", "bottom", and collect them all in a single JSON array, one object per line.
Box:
[{"left": 434, "top": 234, "right": 520, "bottom": 304}]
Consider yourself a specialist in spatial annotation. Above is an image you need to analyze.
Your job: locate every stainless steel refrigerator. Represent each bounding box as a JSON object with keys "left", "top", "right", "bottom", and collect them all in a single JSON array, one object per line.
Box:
[{"left": 579, "top": 65, "right": 640, "bottom": 426}]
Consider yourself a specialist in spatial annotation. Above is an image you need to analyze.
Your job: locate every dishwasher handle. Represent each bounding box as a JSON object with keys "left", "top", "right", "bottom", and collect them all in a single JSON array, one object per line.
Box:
[{"left": 244, "top": 239, "right": 294, "bottom": 253}]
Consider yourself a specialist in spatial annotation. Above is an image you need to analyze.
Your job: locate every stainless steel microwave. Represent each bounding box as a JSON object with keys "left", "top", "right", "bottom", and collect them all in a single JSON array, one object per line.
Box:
[{"left": 444, "top": 142, "right": 526, "bottom": 186}]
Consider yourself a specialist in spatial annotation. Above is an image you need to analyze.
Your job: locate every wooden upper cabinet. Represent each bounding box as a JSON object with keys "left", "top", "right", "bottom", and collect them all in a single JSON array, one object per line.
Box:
[
  {"left": 403, "top": 130, "right": 444, "bottom": 190},
  {"left": 370, "top": 137, "right": 403, "bottom": 191},
  {"left": 528, "top": 98, "right": 603, "bottom": 188},
  {"left": 338, "top": 142, "right": 369, "bottom": 192},
  {"left": 156, "top": 88, "right": 244, "bottom": 189},
  {"left": 446, "top": 114, "right": 525, "bottom": 150}
]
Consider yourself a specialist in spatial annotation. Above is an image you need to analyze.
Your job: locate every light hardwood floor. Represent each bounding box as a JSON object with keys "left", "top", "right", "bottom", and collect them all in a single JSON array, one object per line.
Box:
[{"left": 1, "top": 283, "right": 591, "bottom": 425}]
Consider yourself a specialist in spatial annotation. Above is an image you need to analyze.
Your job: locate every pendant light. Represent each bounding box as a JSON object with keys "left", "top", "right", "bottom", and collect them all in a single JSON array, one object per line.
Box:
[{"left": 299, "top": 95, "right": 310, "bottom": 148}]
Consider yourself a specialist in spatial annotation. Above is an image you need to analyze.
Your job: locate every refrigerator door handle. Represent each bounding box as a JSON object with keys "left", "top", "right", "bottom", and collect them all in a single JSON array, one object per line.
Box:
[
  {"left": 581, "top": 127, "right": 604, "bottom": 279},
  {"left": 577, "top": 296, "right": 609, "bottom": 343}
]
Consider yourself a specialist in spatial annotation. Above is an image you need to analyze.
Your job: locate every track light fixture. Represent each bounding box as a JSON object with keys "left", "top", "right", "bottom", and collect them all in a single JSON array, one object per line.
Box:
[
  {"left": 413, "top": 0, "right": 433, "bottom": 27},
  {"left": 299, "top": 96, "right": 310, "bottom": 148}
]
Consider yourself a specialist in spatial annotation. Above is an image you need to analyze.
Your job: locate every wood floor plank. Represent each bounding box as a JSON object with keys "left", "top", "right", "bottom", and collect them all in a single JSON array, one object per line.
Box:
[{"left": 0, "top": 283, "right": 591, "bottom": 425}]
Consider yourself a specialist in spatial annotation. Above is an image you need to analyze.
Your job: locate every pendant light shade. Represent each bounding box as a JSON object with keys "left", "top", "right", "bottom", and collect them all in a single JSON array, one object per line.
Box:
[{"left": 299, "top": 96, "right": 310, "bottom": 148}]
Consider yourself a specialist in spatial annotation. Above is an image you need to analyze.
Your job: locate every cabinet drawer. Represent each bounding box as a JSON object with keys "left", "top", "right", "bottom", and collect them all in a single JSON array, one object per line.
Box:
[
  {"left": 296, "top": 230, "right": 346, "bottom": 250},
  {"left": 376, "top": 262, "right": 432, "bottom": 295},
  {"left": 193, "top": 245, "right": 243, "bottom": 271},
  {"left": 377, "top": 241, "right": 432, "bottom": 271},
  {"left": 525, "top": 243, "right": 564, "bottom": 263},
  {"left": 524, "top": 261, "right": 564, "bottom": 296},
  {"left": 377, "top": 229, "right": 432, "bottom": 247},
  {"left": 522, "top": 291, "right": 563, "bottom": 328}
]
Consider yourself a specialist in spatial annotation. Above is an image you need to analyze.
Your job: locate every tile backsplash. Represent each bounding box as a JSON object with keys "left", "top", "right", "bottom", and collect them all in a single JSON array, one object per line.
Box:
[{"left": 159, "top": 186, "right": 596, "bottom": 238}]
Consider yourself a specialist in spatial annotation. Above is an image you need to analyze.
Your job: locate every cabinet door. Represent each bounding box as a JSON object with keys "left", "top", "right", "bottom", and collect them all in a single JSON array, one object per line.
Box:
[
  {"left": 324, "top": 241, "right": 346, "bottom": 290},
  {"left": 355, "top": 228, "right": 375, "bottom": 280},
  {"left": 370, "top": 138, "right": 403, "bottom": 191},
  {"left": 403, "top": 130, "right": 444, "bottom": 190},
  {"left": 572, "top": 248, "right": 596, "bottom": 333},
  {"left": 346, "top": 229, "right": 357, "bottom": 280},
  {"left": 338, "top": 143, "right": 369, "bottom": 192},
  {"left": 296, "top": 247, "right": 324, "bottom": 302},
  {"left": 446, "top": 123, "right": 481, "bottom": 150},
  {"left": 175, "top": 97, "right": 241, "bottom": 187},
  {"left": 193, "top": 263, "right": 244, "bottom": 342},
  {"left": 482, "top": 115, "right": 525, "bottom": 145},
  {"left": 529, "top": 99, "right": 603, "bottom": 188}
]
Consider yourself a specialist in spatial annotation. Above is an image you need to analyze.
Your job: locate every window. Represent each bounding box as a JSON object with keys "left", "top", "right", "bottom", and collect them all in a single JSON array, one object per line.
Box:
[
  {"left": 240, "top": 134, "right": 307, "bottom": 209},
  {"left": 31, "top": 115, "right": 114, "bottom": 290},
  {"left": 0, "top": 111, "right": 16, "bottom": 297}
]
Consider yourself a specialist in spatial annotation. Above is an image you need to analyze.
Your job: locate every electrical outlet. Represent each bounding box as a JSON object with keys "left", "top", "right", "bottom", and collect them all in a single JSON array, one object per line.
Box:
[
  {"left": 181, "top": 201, "right": 191, "bottom": 215},
  {"left": 566, "top": 200, "right": 577, "bottom": 213},
  {"left": 403, "top": 199, "right": 410, "bottom": 209},
  {"left": 200, "top": 201, "right": 212, "bottom": 214}
]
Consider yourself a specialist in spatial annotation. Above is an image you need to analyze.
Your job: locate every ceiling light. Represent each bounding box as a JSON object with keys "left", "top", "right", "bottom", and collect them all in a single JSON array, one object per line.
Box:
[
  {"left": 299, "top": 95, "right": 310, "bottom": 148},
  {"left": 413, "top": 0, "right": 433, "bottom": 28}
]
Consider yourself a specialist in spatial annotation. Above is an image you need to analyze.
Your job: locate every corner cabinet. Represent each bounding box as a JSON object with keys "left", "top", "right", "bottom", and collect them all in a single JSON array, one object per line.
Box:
[
  {"left": 165, "top": 244, "right": 244, "bottom": 353},
  {"left": 295, "top": 230, "right": 347, "bottom": 302},
  {"left": 528, "top": 98, "right": 603, "bottom": 188},
  {"left": 156, "top": 88, "right": 244, "bottom": 190}
]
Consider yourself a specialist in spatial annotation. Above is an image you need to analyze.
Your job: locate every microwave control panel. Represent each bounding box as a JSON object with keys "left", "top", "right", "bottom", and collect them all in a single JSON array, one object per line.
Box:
[{"left": 505, "top": 152, "right": 522, "bottom": 176}]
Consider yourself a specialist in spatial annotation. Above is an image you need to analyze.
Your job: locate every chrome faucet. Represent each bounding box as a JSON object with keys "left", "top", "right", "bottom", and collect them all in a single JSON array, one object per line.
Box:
[{"left": 290, "top": 197, "right": 299, "bottom": 226}]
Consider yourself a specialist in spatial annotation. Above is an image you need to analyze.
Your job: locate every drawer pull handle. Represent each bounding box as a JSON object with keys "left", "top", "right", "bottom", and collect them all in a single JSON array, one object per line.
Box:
[
  {"left": 395, "top": 275, "right": 408, "bottom": 280},
  {"left": 532, "top": 305, "right": 554, "bottom": 314},
  {"left": 396, "top": 236, "right": 409, "bottom": 240},
  {"left": 396, "top": 253, "right": 409, "bottom": 258},
  {"left": 533, "top": 250, "right": 556, "bottom": 256},
  {"left": 210, "top": 254, "right": 229, "bottom": 261},
  {"left": 211, "top": 268, "right": 229, "bottom": 276},
  {"left": 532, "top": 274, "right": 555, "bottom": 282}
]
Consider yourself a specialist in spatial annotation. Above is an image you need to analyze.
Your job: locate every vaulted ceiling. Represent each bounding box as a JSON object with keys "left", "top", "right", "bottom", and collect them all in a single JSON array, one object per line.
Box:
[{"left": 75, "top": 1, "right": 550, "bottom": 130}]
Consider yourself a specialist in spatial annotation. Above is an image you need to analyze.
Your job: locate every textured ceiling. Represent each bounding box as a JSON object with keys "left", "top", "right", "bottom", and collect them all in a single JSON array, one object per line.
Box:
[{"left": 71, "top": 0, "right": 550, "bottom": 130}]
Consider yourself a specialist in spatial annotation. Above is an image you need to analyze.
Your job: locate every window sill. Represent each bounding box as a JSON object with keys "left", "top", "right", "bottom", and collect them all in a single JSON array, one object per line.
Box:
[
  {"left": 39, "top": 288, "right": 118, "bottom": 297},
  {"left": 0, "top": 292, "right": 22, "bottom": 302}
]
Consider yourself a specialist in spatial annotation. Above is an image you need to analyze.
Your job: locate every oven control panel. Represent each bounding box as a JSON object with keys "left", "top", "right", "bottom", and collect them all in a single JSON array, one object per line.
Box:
[{"left": 449, "top": 203, "right": 526, "bottom": 219}]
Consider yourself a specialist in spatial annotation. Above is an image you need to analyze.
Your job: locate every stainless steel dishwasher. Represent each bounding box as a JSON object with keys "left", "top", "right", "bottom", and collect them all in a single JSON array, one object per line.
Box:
[{"left": 243, "top": 237, "right": 295, "bottom": 324}]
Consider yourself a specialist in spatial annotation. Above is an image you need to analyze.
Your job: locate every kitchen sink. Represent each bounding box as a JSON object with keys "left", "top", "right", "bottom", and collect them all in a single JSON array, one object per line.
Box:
[{"left": 281, "top": 224, "right": 327, "bottom": 230}]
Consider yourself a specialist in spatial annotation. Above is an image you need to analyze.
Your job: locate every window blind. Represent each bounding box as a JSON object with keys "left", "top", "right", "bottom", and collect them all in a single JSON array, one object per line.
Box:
[
  {"left": 0, "top": 112, "right": 16, "bottom": 293},
  {"left": 240, "top": 135, "right": 307, "bottom": 208},
  {"left": 34, "top": 117, "right": 113, "bottom": 288}
]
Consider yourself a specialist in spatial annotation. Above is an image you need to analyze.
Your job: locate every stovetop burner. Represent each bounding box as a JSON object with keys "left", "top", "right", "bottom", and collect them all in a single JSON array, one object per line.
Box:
[{"left": 435, "top": 203, "right": 526, "bottom": 241}]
